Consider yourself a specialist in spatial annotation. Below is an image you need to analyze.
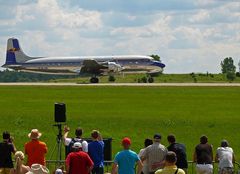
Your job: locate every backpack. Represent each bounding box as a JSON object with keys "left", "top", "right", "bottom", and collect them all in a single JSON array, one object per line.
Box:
[{"left": 65, "top": 138, "right": 83, "bottom": 157}]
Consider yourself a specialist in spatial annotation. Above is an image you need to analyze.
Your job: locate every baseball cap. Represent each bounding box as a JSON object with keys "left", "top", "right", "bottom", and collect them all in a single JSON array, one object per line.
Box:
[
  {"left": 73, "top": 142, "right": 82, "bottom": 148},
  {"left": 122, "top": 137, "right": 131, "bottom": 145},
  {"left": 55, "top": 169, "right": 63, "bottom": 174},
  {"left": 154, "top": 133, "right": 161, "bottom": 139}
]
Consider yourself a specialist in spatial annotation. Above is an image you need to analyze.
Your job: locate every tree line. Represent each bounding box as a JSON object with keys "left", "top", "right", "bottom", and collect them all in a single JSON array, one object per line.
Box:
[
  {"left": 0, "top": 69, "right": 75, "bottom": 82},
  {"left": 0, "top": 56, "right": 239, "bottom": 82}
]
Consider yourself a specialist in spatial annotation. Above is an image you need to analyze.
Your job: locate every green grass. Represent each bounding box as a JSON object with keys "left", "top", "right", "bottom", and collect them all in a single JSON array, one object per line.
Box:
[{"left": 0, "top": 86, "right": 240, "bottom": 163}]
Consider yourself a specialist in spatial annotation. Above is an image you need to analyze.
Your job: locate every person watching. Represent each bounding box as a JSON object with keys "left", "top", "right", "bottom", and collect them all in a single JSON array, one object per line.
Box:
[
  {"left": 193, "top": 135, "right": 213, "bottom": 174},
  {"left": 215, "top": 140, "right": 235, "bottom": 174},
  {"left": 0, "top": 131, "right": 16, "bottom": 174},
  {"left": 167, "top": 134, "right": 188, "bottom": 173},
  {"left": 155, "top": 151, "right": 185, "bottom": 174},
  {"left": 88, "top": 130, "right": 104, "bottom": 174},
  {"left": 66, "top": 142, "right": 93, "bottom": 174},
  {"left": 138, "top": 138, "right": 153, "bottom": 174},
  {"left": 111, "top": 137, "right": 143, "bottom": 174},
  {"left": 10, "top": 151, "right": 30, "bottom": 174},
  {"left": 141, "top": 134, "right": 168, "bottom": 174},
  {"left": 25, "top": 129, "right": 47, "bottom": 167},
  {"left": 64, "top": 126, "right": 88, "bottom": 157}
]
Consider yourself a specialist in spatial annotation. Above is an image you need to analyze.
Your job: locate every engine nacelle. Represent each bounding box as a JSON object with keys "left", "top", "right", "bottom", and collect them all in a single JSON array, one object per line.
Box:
[{"left": 108, "top": 62, "right": 123, "bottom": 72}]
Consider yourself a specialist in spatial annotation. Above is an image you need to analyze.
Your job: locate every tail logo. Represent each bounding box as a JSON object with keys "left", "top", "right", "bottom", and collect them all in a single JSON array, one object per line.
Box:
[{"left": 8, "top": 48, "right": 20, "bottom": 52}]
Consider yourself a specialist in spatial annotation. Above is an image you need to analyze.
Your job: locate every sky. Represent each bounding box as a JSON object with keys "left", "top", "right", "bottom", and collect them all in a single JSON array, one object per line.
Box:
[{"left": 0, "top": 0, "right": 239, "bottom": 73}]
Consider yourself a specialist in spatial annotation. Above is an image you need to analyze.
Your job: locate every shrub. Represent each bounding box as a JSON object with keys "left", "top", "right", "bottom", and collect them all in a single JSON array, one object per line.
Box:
[
  {"left": 108, "top": 75, "right": 116, "bottom": 82},
  {"left": 236, "top": 72, "right": 240, "bottom": 77}
]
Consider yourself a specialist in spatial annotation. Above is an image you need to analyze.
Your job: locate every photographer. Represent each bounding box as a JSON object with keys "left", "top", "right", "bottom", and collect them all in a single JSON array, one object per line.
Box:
[{"left": 0, "top": 131, "right": 16, "bottom": 174}]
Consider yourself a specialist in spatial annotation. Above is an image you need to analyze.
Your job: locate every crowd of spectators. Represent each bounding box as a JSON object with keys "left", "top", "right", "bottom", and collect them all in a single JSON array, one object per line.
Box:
[{"left": 0, "top": 128, "right": 236, "bottom": 174}]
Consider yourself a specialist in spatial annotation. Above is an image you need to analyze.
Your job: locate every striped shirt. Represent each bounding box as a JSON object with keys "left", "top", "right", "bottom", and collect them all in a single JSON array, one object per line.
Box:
[{"left": 143, "top": 142, "right": 167, "bottom": 172}]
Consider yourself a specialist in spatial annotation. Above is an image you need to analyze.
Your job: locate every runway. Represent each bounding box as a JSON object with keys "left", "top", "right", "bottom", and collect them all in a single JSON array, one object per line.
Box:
[{"left": 0, "top": 82, "right": 240, "bottom": 86}]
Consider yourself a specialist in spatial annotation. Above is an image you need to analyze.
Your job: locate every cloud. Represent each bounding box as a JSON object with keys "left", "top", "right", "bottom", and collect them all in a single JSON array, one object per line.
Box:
[
  {"left": 0, "top": 0, "right": 239, "bottom": 73},
  {"left": 37, "top": 0, "right": 102, "bottom": 29},
  {"left": 188, "top": 10, "right": 210, "bottom": 23}
]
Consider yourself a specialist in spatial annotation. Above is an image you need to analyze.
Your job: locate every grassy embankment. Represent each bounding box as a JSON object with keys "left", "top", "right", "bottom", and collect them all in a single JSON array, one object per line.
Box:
[
  {"left": 49, "top": 73, "right": 240, "bottom": 83},
  {"left": 0, "top": 86, "right": 239, "bottom": 162}
]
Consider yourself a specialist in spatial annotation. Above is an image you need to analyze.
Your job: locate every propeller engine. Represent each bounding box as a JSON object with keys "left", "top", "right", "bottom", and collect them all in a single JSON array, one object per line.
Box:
[{"left": 107, "top": 62, "right": 124, "bottom": 72}]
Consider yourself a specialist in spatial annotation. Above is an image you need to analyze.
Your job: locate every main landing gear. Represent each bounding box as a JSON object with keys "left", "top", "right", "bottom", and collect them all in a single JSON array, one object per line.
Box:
[
  {"left": 90, "top": 77, "right": 99, "bottom": 83},
  {"left": 147, "top": 76, "right": 154, "bottom": 83}
]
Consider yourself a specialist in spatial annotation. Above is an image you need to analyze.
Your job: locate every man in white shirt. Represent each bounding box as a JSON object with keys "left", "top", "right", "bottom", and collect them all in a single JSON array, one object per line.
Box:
[
  {"left": 63, "top": 126, "right": 88, "bottom": 157},
  {"left": 215, "top": 140, "right": 235, "bottom": 174}
]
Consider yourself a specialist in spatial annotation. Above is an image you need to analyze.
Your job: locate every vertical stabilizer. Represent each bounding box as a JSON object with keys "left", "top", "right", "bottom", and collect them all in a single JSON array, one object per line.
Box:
[{"left": 5, "top": 38, "right": 31, "bottom": 65}]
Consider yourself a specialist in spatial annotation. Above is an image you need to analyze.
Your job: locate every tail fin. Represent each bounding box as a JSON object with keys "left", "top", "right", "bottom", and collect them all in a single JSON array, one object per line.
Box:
[{"left": 5, "top": 38, "right": 32, "bottom": 65}]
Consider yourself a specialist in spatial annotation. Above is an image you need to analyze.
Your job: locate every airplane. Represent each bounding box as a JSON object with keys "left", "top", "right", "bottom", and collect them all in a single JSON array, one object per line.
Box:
[{"left": 2, "top": 38, "right": 165, "bottom": 83}]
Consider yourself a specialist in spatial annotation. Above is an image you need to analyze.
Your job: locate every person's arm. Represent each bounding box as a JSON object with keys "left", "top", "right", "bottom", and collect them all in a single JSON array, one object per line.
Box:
[
  {"left": 10, "top": 137, "right": 16, "bottom": 153},
  {"left": 65, "top": 165, "right": 70, "bottom": 174},
  {"left": 193, "top": 151, "right": 197, "bottom": 162},
  {"left": 82, "top": 141, "right": 88, "bottom": 153},
  {"left": 141, "top": 156, "right": 146, "bottom": 162},
  {"left": 65, "top": 155, "right": 70, "bottom": 174},
  {"left": 136, "top": 160, "right": 143, "bottom": 174},
  {"left": 111, "top": 163, "right": 118, "bottom": 174},
  {"left": 44, "top": 143, "right": 48, "bottom": 154},
  {"left": 87, "top": 164, "right": 94, "bottom": 173},
  {"left": 215, "top": 153, "right": 219, "bottom": 162},
  {"left": 232, "top": 152, "right": 235, "bottom": 163},
  {"left": 12, "top": 142, "right": 17, "bottom": 154},
  {"left": 210, "top": 145, "right": 213, "bottom": 162},
  {"left": 63, "top": 126, "right": 70, "bottom": 140},
  {"left": 86, "top": 154, "right": 94, "bottom": 173},
  {"left": 140, "top": 147, "right": 147, "bottom": 162}
]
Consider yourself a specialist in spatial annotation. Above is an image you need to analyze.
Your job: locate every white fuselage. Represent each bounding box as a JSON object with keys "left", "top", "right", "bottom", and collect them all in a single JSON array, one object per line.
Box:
[{"left": 11, "top": 55, "right": 164, "bottom": 75}]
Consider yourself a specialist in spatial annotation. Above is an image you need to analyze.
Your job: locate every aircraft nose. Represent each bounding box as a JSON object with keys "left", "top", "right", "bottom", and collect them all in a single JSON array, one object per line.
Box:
[{"left": 152, "top": 61, "right": 165, "bottom": 68}]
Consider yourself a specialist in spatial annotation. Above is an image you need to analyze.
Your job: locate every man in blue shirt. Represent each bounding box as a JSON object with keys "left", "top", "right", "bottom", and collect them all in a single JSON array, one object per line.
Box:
[
  {"left": 88, "top": 130, "right": 104, "bottom": 174},
  {"left": 111, "top": 137, "right": 143, "bottom": 174}
]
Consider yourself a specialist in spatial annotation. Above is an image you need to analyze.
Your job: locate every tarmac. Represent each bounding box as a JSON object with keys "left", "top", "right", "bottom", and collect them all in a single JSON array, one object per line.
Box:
[{"left": 0, "top": 82, "right": 240, "bottom": 86}]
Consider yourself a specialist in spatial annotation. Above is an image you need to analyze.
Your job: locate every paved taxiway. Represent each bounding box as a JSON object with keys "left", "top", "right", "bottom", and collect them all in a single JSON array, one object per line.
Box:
[{"left": 0, "top": 83, "right": 240, "bottom": 86}]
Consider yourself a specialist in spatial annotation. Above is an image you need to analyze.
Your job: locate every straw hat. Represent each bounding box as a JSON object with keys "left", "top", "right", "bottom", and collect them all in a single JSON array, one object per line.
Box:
[
  {"left": 26, "top": 164, "right": 49, "bottom": 174},
  {"left": 28, "top": 129, "right": 42, "bottom": 140}
]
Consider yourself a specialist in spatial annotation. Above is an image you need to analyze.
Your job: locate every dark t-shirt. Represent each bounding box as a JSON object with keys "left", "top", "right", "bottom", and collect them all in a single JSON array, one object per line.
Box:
[
  {"left": 0, "top": 141, "right": 14, "bottom": 168},
  {"left": 168, "top": 143, "right": 188, "bottom": 168},
  {"left": 195, "top": 143, "right": 213, "bottom": 164}
]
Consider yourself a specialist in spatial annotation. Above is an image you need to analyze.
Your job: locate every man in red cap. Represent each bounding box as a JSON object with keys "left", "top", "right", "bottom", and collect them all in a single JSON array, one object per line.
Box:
[
  {"left": 66, "top": 142, "right": 93, "bottom": 174},
  {"left": 111, "top": 137, "right": 142, "bottom": 174}
]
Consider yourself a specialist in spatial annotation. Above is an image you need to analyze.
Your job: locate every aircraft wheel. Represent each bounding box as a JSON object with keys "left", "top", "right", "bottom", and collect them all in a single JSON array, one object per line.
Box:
[
  {"left": 90, "top": 77, "right": 99, "bottom": 83},
  {"left": 148, "top": 77, "right": 154, "bottom": 83}
]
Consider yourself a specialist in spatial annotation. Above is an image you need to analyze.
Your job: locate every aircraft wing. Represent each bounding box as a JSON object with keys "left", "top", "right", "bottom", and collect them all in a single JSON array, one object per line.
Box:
[{"left": 80, "top": 59, "right": 107, "bottom": 74}]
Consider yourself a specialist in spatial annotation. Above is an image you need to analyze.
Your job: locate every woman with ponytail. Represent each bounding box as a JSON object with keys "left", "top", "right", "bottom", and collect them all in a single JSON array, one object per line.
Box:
[{"left": 11, "top": 151, "right": 30, "bottom": 174}]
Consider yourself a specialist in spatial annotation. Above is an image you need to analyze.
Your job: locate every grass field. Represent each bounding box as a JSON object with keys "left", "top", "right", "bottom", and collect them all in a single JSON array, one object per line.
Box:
[{"left": 0, "top": 85, "right": 240, "bottom": 162}]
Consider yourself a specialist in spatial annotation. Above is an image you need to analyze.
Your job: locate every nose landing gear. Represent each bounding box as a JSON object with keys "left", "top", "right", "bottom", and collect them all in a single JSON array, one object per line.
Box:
[{"left": 90, "top": 77, "right": 99, "bottom": 83}]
